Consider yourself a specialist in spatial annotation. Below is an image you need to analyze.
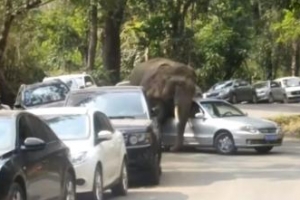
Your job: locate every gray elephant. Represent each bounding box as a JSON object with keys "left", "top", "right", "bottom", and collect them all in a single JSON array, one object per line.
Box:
[{"left": 119, "top": 57, "right": 197, "bottom": 152}]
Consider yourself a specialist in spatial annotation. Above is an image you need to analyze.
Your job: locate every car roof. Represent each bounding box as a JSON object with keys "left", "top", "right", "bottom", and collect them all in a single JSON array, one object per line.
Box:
[
  {"left": 27, "top": 107, "right": 96, "bottom": 116},
  {"left": 68, "top": 86, "right": 144, "bottom": 95}
]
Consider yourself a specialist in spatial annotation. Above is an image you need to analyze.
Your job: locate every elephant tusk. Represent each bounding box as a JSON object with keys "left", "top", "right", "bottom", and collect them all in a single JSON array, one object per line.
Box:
[{"left": 174, "top": 105, "right": 179, "bottom": 123}]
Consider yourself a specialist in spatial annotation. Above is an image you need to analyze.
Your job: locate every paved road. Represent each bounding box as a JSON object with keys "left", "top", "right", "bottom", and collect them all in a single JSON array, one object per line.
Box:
[
  {"left": 104, "top": 139, "right": 300, "bottom": 200},
  {"left": 236, "top": 103, "right": 300, "bottom": 117}
]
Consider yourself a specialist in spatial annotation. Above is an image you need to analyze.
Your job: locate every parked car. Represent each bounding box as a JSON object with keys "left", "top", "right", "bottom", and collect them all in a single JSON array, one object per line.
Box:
[
  {"left": 273, "top": 76, "right": 300, "bottom": 103},
  {"left": 64, "top": 86, "right": 162, "bottom": 185},
  {"left": 253, "top": 80, "right": 287, "bottom": 103},
  {"left": 43, "top": 73, "right": 97, "bottom": 90},
  {"left": 14, "top": 79, "right": 70, "bottom": 110},
  {"left": 203, "top": 79, "right": 257, "bottom": 104},
  {"left": 29, "top": 107, "right": 128, "bottom": 199},
  {"left": 0, "top": 110, "right": 76, "bottom": 200},
  {"left": 162, "top": 99, "right": 284, "bottom": 155}
]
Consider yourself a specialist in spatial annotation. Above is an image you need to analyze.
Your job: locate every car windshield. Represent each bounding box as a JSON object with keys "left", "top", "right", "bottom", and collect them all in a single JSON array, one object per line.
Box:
[
  {"left": 0, "top": 117, "right": 14, "bottom": 151},
  {"left": 67, "top": 91, "right": 149, "bottom": 119},
  {"left": 200, "top": 101, "right": 245, "bottom": 118},
  {"left": 23, "top": 83, "right": 70, "bottom": 107},
  {"left": 253, "top": 81, "right": 268, "bottom": 89},
  {"left": 40, "top": 114, "right": 89, "bottom": 140},
  {"left": 282, "top": 78, "right": 300, "bottom": 87}
]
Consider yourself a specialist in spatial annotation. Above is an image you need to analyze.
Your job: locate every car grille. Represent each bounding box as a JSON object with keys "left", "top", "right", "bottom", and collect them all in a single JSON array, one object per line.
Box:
[
  {"left": 291, "top": 91, "right": 300, "bottom": 95},
  {"left": 259, "top": 128, "right": 277, "bottom": 133}
]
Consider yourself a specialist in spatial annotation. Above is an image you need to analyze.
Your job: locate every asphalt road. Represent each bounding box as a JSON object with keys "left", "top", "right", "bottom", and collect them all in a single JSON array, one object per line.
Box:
[
  {"left": 104, "top": 139, "right": 300, "bottom": 200},
  {"left": 236, "top": 103, "right": 300, "bottom": 117}
]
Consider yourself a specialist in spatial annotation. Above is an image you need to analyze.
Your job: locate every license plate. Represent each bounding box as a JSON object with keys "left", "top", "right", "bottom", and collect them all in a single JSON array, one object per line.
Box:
[{"left": 265, "top": 135, "right": 278, "bottom": 141}]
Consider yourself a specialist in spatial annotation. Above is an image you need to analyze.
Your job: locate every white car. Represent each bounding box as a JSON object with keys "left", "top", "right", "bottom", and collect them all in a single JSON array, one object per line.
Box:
[
  {"left": 29, "top": 107, "right": 128, "bottom": 200},
  {"left": 43, "top": 73, "right": 97, "bottom": 90},
  {"left": 274, "top": 76, "right": 300, "bottom": 102}
]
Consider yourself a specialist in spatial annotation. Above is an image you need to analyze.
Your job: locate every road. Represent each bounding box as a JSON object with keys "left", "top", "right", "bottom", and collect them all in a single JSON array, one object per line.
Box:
[
  {"left": 236, "top": 103, "right": 300, "bottom": 118},
  {"left": 104, "top": 139, "right": 300, "bottom": 200}
]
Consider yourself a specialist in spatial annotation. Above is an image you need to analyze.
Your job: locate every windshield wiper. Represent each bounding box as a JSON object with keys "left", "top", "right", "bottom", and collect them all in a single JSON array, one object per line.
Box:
[{"left": 109, "top": 116, "right": 135, "bottom": 119}]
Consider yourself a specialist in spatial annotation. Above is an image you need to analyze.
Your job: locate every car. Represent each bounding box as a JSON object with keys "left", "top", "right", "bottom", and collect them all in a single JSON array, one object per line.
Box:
[
  {"left": 203, "top": 79, "right": 257, "bottom": 104},
  {"left": 161, "top": 99, "right": 284, "bottom": 155},
  {"left": 0, "top": 110, "right": 76, "bottom": 200},
  {"left": 273, "top": 76, "right": 300, "bottom": 103},
  {"left": 253, "top": 80, "right": 287, "bottom": 103},
  {"left": 43, "top": 73, "right": 97, "bottom": 90},
  {"left": 28, "top": 107, "right": 128, "bottom": 200},
  {"left": 64, "top": 86, "right": 162, "bottom": 185},
  {"left": 13, "top": 79, "right": 70, "bottom": 110}
]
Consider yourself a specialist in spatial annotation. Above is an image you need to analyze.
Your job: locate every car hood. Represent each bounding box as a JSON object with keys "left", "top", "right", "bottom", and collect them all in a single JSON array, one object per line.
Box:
[
  {"left": 255, "top": 87, "right": 268, "bottom": 93},
  {"left": 285, "top": 86, "right": 300, "bottom": 92},
  {"left": 111, "top": 119, "right": 152, "bottom": 131},
  {"left": 63, "top": 140, "right": 92, "bottom": 154},
  {"left": 26, "top": 100, "right": 66, "bottom": 109},
  {"left": 218, "top": 116, "right": 277, "bottom": 128}
]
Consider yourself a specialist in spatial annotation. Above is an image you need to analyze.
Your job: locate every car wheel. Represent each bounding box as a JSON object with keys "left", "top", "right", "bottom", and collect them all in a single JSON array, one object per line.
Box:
[
  {"left": 231, "top": 94, "right": 237, "bottom": 104},
  {"left": 251, "top": 93, "right": 258, "bottom": 104},
  {"left": 7, "top": 183, "right": 25, "bottom": 200},
  {"left": 282, "top": 95, "right": 288, "bottom": 104},
  {"left": 111, "top": 159, "right": 128, "bottom": 196},
  {"left": 214, "top": 132, "right": 237, "bottom": 155},
  {"left": 255, "top": 147, "right": 273, "bottom": 154},
  {"left": 63, "top": 172, "right": 76, "bottom": 200},
  {"left": 92, "top": 166, "right": 103, "bottom": 200},
  {"left": 147, "top": 154, "right": 160, "bottom": 185},
  {"left": 268, "top": 93, "right": 274, "bottom": 103}
]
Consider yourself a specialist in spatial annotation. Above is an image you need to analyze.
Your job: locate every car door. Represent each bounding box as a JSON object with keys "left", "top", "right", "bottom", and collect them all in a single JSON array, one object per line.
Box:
[
  {"left": 270, "top": 81, "right": 285, "bottom": 100},
  {"left": 238, "top": 80, "right": 253, "bottom": 101},
  {"left": 27, "top": 115, "right": 63, "bottom": 200},
  {"left": 93, "top": 112, "right": 115, "bottom": 186},
  {"left": 18, "top": 114, "right": 52, "bottom": 200}
]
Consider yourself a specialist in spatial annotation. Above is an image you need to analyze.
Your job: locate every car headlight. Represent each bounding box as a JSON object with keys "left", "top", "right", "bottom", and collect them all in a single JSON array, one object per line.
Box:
[
  {"left": 240, "top": 125, "right": 260, "bottom": 134},
  {"left": 128, "top": 132, "right": 151, "bottom": 145},
  {"left": 71, "top": 151, "right": 88, "bottom": 165}
]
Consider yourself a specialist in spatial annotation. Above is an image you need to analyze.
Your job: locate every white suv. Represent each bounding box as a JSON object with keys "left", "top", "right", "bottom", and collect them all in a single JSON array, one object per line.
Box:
[
  {"left": 43, "top": 73, "right": 97, "bottom": 90},
  {"left": 29, "top": 107, "right": 128, "bottom": 200}
]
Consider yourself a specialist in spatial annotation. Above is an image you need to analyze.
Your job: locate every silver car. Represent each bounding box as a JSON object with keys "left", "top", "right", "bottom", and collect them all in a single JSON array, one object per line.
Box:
[
  {"left": 253, "top": 80, "right": 287, "bottom": 103},
  {"left": 162, "top": 99, "right": 284, "bottom": 154}
]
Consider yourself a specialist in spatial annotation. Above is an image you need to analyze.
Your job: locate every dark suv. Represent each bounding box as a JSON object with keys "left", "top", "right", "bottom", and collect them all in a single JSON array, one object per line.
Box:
[{"left": 64, "top": 86, "right": 162, "bottom": 185}]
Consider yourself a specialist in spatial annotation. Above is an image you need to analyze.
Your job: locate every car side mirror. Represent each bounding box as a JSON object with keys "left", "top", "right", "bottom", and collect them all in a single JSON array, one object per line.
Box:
[
  {"left": 85, "top": 82, "right": 93, "bottom": 87},
  {"left": 97, "top": 130, "right": 112, "bottom": 141},
  {"left": 21, "top": 137, "right": 46, "bottom": 151},
  {"left": 195, "top": 112, "right": 205, "bottom": 119}
]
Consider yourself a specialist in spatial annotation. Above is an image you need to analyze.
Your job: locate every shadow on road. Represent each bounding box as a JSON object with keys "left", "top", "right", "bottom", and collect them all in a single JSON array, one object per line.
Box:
[{"left": 105, "top": 191, "right": 189, "bottom": 200}]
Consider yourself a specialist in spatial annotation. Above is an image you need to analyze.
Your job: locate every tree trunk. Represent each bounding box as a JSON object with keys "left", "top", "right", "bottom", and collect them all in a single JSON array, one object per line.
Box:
[
  {"left": 101, "top": 0, "right": 127, "bottom": 84},
  {"left": 291, "top": 41, "right": 298, "bottom": 76},
  {"left": 86, "top": 0, "right": 98, "bottom": 70}
]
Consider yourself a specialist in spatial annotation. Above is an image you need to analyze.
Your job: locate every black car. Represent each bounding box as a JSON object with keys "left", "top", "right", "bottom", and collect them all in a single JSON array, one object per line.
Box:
[
  {"left": 203, "top": 79, "right": 257, "bottom": 104},
  {"left": 0, "top": 110, "right": 76, "bottom": 200},
  {"left": 14, "top": 79, "right": 70, "bottom": 110},
  {"left": 64, "top": 86, "right": 162, "bottom": 185}
]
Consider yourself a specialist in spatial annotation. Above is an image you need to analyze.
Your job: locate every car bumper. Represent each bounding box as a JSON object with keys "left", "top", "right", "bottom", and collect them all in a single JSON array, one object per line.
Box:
[
  {"left": 73, "top": 158, "right": 97, "bottom": 194},
  {"left": 256, "top": 93, "right": 268, "bottom": 101},
  {"left": 126, "top": 144, "right": 153, "bottom": 172},
  {"left": 232, "top": 131, "right": 284, "bottom": 148},
  {"left": 286, "top": 94, "right": 300, "bottom": 102}
]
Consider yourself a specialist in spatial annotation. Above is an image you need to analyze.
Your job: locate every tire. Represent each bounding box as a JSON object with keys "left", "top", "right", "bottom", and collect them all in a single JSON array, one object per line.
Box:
[
  {"left": 147, "top": 154, "right": 160, "bottom": 185},
  {"left": 231, "top": 94, "right": 237, "bottom": 104},
  {"left": 62, "top": 172, "right": 76, "bottom": 200},
  {"left": 255, "top": 146, "right": 273, "bottom": 154},
  {"left": 7, "top": 183, "right": 25, "bottom": 200},
  {"left": 251, "top": 93, "right": 258, "bottom": 104},
  {"left": 268, "top": 93, "right": 274, "bottom": 103},
  {"left": 111, "top": 160, "right": 128, "bottom": 196},
  {"left": 91, "top": 166, "right": 103, "bottom": 200},
  {"left": 282, "top": 95, "right": 288, "bottom": 104},
  {"left": 214, "top": 132, "right": 237, "bottom": 155}
]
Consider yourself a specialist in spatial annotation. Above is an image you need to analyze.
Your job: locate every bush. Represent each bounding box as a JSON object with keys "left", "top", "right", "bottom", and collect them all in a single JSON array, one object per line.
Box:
[{"left": 268, "top": 115, "right": 300, "bottom": 137}]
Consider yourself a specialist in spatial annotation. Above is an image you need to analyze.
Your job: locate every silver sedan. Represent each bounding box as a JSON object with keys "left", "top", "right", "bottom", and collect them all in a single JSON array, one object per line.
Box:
[{"left": 162, "top": 99, "right": 284, "bottom": 154}]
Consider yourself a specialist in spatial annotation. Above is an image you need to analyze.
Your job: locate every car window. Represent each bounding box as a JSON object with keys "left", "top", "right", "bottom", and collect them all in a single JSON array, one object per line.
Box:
[
  {"left": 68, "top": 91, "right": 149, "bottom": 119},
  {"left": 25, "top": 115, "right": 58, "bottom": 143},
  {"left": 270, "top": 81, "right": 280, "bottom": 88},
  {"left": 0, "top": 117, "right": 14, "bottom": 151},
  {"left": 41, "top": 114, "right": 89, "bottom": 140},
  {"left": 201, "top": 102, "right": 245, "bottom": 118},
  {"left": 190, "top": 101, "right": 201, "bottom": 118},
  {"left": 84, "top": 76, "right": 94, "bottom": 85},
  {"left": 23, "top": 82, "right": 69, "bottom": 107}
]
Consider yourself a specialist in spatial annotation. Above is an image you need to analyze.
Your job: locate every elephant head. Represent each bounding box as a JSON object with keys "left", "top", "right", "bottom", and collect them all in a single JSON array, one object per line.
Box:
[{"left": 128, "top": 58, "right": 197, "bottom": 151}]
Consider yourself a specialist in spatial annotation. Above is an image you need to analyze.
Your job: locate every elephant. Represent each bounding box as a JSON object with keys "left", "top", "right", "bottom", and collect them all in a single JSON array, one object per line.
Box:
[{"left": 118, "top": 57, "right": 197, "bottom": 152}]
